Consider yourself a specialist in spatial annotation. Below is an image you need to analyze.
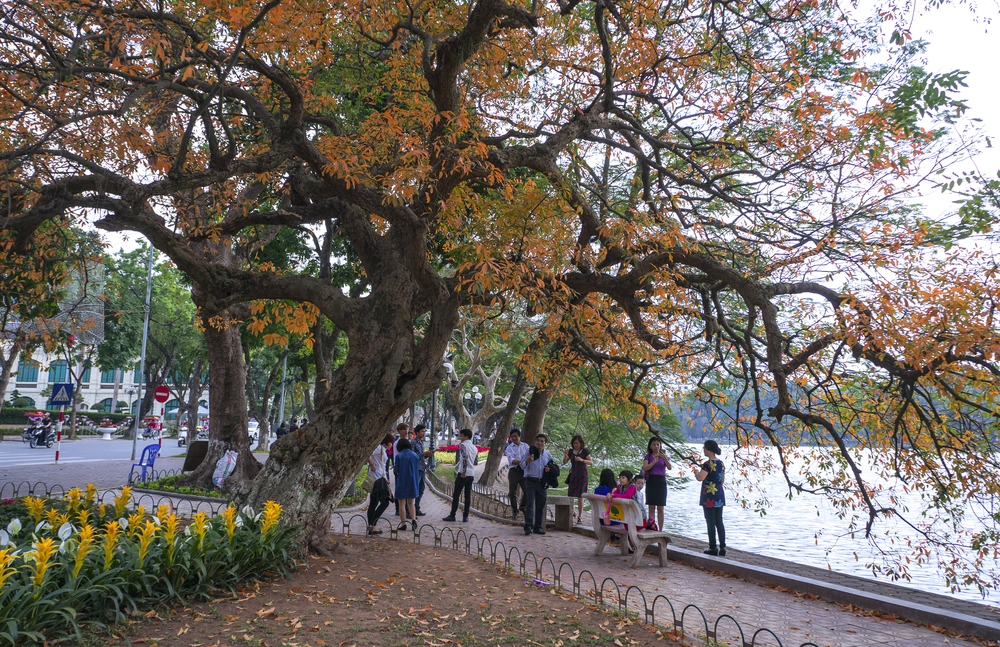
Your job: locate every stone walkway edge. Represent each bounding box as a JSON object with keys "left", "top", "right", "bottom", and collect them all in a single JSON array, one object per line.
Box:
[{"left": 422, "top": 477, "right": 1000, "bottom": 642}]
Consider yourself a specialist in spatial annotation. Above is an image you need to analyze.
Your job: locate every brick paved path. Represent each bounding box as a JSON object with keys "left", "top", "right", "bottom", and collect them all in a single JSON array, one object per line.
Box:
[{"left": 361, "top": 480, "right": 980, "bottom": 647}]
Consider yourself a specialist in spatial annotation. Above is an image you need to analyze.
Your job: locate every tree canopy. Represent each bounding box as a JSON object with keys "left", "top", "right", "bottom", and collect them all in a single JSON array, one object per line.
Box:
[{"left": 1, "top": 0, "right": 998, "bottom": 587}]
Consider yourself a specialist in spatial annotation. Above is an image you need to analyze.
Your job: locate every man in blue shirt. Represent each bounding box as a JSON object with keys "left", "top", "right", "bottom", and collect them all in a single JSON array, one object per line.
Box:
[
  {"left": 412, "top": 424, "right": 430, "bottom": 516},
  {"left": 522, "top": 433, "right": 553, "bottom": 535}
]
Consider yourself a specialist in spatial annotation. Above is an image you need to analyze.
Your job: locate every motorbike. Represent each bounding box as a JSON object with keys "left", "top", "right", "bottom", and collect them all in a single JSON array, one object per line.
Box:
[
  {"left": 21, "top": 424, "right": 39, "bottom": 444},
  {"left": 27, "top": 425, "right": 55, "bottom": 449},
  {"left": 141, "top": 426, "right": 159, "bottom": 440}
]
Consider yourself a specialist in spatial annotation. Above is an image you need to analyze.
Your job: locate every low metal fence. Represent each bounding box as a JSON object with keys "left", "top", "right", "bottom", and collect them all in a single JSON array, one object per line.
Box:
[
  {"left": 331, "top": 511, "right": 820, "bottom": 647},
  {"left": 428, "top": 468, "right": 554, "bottom": 522}
]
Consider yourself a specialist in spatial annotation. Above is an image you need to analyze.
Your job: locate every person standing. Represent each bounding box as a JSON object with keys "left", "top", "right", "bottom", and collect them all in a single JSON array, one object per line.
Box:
[
  {"left": 522, "top": 433, "right": 553, "bottom": 536},
  {"left": 693, "top": 439, "right": 726, "bottom": 556},
  {"left": 562, "top": 434, "right": 593, "bottom": 525},
  {"left": 443, "top": 428, "right": 476, "bottom": 522},
  {"left": 633, "top": 474, "right": 649, "bottom": 529},
  {"left": 504, "top": 428, "right": 529, "bottom": 519},
  {"left": 641, "top": 436, "right": 672, "bottom": 531},
  {"left": 392, "top": 423, "right": 412, "bottom": 515},
  {"left": 393, "top": 438, "right": 420, "bottom": 531},
  {"left": 411, "top": 424, "right": 430, "bottom": 516},
  {"left": 366, "top": 434, "right": 395, "bottom": 535}
]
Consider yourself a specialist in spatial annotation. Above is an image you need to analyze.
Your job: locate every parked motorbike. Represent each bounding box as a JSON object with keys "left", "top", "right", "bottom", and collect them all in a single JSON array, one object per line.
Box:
[{"left": 141, "top": 426, "right": 159, "bottom": 440}]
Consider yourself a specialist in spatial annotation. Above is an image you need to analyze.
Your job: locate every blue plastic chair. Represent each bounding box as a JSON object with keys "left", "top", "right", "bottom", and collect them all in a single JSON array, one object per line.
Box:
[{"left": 129, "top": 444, "right": 161, "bottom": 485}]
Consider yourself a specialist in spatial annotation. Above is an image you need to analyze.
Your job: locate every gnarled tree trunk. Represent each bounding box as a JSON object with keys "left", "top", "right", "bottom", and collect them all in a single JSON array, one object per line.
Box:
[
  {"left": 236, "top": 270, "right": 460, "bottom": 554},
  {"left": 186, "top": 304, "right": 260, "bottom": 489}
]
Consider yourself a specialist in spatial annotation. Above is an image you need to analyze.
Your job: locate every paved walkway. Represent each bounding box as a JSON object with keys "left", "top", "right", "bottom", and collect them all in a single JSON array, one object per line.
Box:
[{"left": 357, "top": 477, "right": 984, "bottom": 647}]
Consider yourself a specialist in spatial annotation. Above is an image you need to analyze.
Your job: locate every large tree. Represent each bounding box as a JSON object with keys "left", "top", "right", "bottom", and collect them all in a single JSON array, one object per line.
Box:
[{"left": 2, "top": 0, "right": 999, "bottom": 592}]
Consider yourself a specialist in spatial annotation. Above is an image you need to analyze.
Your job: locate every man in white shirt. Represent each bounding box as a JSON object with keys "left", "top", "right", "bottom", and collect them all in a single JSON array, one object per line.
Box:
[
  {"left": 443, "top": 428, "right": 477, "bottom": 522},
  {"left": 504, "top": 428, "right": 529, "bottom": 519},
  {"left": 522, "top": 433, "right": 553, "bottom": 535}
]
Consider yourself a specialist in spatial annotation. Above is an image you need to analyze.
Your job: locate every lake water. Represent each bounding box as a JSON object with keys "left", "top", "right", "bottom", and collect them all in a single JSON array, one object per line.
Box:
[{"left": 577, "top": 443, "right": 1000, "bottom": 608}]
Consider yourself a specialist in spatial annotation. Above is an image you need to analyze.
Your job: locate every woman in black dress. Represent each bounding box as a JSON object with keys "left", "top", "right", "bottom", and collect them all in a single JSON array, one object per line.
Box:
[{"left": 563, "top": 434, "right": 593, "bottom": 524}]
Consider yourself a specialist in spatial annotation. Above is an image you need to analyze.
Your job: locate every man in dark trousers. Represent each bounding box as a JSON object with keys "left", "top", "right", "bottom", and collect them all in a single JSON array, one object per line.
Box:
[
  {"left": 522, "top": 433, "right": 553, "bottom": 535},
  {"left": 411, "top": 424, "right": 431, "bottom": 516},
  {"left": 443, "top": 428, "right": 477, "bottom": 522},
  {"left": 504, "top": 428, "right": 529, "bottom": 519}
]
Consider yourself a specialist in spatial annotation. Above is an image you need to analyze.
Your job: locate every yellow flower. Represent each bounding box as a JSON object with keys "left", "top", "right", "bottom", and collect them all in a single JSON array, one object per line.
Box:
[
  {"left": 0, "top": 549, "right": 16, "bottom": 588},
  {"left": 705, "top": 482, "right": 718, "bottom": 495},
  {"left": 114, "top": 487, "right": 132, "bottom": 519},
  {"left": 85, "top": 483, "right": 98, "bottom": 505},
  {"left": 220, "top": 507, "right": 237, "bottom": 544},
  {"left": 261, "top": 501, "right": 282, "bottom": 536},
  {"left": 163, "top": 514, "right": 179, "bottom": 564},
  {"left": 155, "top": 504, "right": 169, "bottom": 524},
  {"left": 138, "top": 520, "right": 157, "bottom": 563},
  {"left": 190, "top": 513, "right": 209, "bottom": 553},
  {"left": 25, "top": 496, "right": 45, "bottom": 526},
  {"left": 127, "top": 507, "right": 146, "bottom": 539},
  {"left": 66, "top": 487, "right": 83, "bottom": 513},
  {"left": 101, "top": 520, "right": 121, "bottom": 570},
  {"left": 73, "top": 525, "right": 97, "bottom": 579},
  {"left": 76, "top": 506, "right": 91, "bottom": 527},
  {"left": 26, "top": 537, "right": 58, "bottom": 589}
]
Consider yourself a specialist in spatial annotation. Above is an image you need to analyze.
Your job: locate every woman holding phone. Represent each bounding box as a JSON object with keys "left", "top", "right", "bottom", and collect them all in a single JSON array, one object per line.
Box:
[{"left": 641, "top": 436, "right": 672, "bottom": 531}]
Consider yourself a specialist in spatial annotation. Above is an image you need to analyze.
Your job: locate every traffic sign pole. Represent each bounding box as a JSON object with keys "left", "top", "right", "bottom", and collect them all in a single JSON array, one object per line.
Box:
[{"left": 55, "top": 406, "right": 63, "bottom": 463}]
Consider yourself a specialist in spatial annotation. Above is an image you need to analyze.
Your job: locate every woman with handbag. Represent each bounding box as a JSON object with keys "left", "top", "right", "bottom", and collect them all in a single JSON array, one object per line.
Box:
[
  {"left": 366, "top": 434, "right": 395, "bottom": 535},
  {"left": 641, "top": 436, "right": 672, "bottom": 532}
]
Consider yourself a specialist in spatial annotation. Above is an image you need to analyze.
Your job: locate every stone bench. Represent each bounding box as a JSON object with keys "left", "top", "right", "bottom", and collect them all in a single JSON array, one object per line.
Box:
[
  {"left": 547, "top": 495, "right": 575, "bottom": 531},
  {"left": 584, "top": 492, "right": 670, "bottom": 567}
]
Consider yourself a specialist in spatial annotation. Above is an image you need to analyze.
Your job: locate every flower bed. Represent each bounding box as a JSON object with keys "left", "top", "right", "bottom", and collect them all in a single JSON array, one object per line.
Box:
[
  {"left": 433, "top": 447, "right": 490, "bottom": 464},
  {"left": 0, "top": 485, "right": 300, "bottom": 644}
]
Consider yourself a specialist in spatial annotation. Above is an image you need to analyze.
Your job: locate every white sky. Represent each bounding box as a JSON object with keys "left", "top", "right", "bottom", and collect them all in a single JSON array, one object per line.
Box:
[{"left": 912, "top": 3, "right": 1000, "bottom": 218}]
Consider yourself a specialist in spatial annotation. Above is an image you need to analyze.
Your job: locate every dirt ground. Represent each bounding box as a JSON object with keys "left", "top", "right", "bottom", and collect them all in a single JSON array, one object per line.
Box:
[{"left": 80, "top": 536, "right": 682, "bottom": 647}]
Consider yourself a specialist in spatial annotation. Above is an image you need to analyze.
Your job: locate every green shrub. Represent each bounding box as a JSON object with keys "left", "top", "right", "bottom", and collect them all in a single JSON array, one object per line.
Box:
[
  {"left": 0, "top": 486, "right": 301, "bottom": 644},
  {"left": 136, "top": 475, "right": 223, "bottom": 499}
]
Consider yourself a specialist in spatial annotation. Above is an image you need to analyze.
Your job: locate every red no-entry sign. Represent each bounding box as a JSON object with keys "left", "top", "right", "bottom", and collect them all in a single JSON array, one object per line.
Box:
[{"left": 154, "top": 385, "right": 170, "bottom": 403}]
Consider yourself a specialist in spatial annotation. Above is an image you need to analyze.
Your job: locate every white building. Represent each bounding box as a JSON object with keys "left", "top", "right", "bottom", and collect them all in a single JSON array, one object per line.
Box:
[{"left": 9, "top": 349, "right": 207, "bottom": 421}]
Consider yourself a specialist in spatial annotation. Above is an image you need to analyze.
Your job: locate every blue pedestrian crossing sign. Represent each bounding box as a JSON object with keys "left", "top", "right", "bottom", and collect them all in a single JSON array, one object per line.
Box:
[{"left": 50, "top": 383, "right": 74, "bottom": 406}]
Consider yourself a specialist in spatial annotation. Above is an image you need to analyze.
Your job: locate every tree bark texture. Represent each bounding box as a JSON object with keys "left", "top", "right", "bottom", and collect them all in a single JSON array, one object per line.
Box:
[
  {"left": 520, "top": 384, "right": 555, "bottom": 447},
  {"left": 479, "top": 369, "right": 529, "bottom": 487},
  {"left": 236, "top": 276, "right": 460, "bottom": 553},
  {"left": 0, "top": 338, "right": 25, "bottom": 413},
  {"left": 186, "top": 305, "right": 261, "bottom": 488}
]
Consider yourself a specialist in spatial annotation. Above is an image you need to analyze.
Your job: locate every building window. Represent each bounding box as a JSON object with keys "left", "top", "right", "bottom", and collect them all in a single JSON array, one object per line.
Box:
[
  {"left": 48, "top": 361, "right": 68, "bottom": 383},
  {"left": 16, "top": 359, "right": 40, "bottom": 383},
  {"left": 165, "top": 398, "right": 180, "bottom": 421},
  {"left": 100, "top": 369, "right": 118, "bottom": 386},
  {"left": 79, "top": 367, "right": 91, "bottom": 385},
  {"left": 94, "top": 398, "right": 114, "bottom": 412}
]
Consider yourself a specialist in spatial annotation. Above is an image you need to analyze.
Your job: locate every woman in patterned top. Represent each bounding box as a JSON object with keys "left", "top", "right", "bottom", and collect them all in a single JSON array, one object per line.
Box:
[{"left": 692, "top": 439, "right": 726, "bottom": 556}]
